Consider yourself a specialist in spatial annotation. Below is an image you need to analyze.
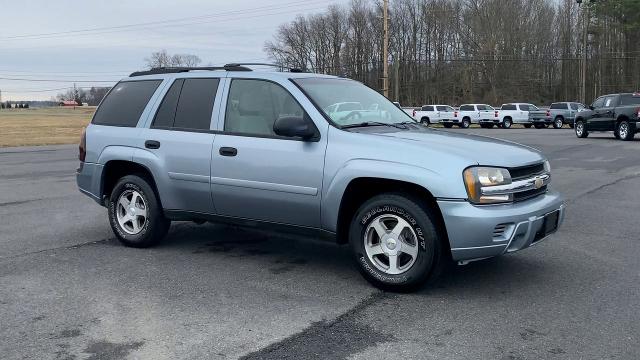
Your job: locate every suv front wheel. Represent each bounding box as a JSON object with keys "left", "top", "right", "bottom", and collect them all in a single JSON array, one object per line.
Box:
[
  {"left": 575, "top": 120, "right": 589, "bottom": 138},
  {"left": 349, "top": 193, "right": 445, "bottom": 292},
  {"left": 108, "top": 175, "right": 170, "bottom": 248}
]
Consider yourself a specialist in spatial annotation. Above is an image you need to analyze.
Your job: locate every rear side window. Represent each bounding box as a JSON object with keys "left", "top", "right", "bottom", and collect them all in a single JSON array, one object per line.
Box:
[
  {"left": 92, "top": 80, "right": 161, "bottom": 127},
  {"left": 502, "top": 104, "right": 517, "bottom": 110},
  {"left": 173, "top": 78, "right": 220, "bottom": 130},
  {"left": 152, "top": 79, "right": 184, "bottom": 128},
  {"left": 459, "top": 105, "right": 474, "bottom": 111},
  {"left": 421, "top": 106, "right": 434, "bottom": 111},
  {"left": 619, "top": 95, "right": 640, "bottom": 106},
  {"left": 550, "top": 103, "right": 567, "bottom": 110}
]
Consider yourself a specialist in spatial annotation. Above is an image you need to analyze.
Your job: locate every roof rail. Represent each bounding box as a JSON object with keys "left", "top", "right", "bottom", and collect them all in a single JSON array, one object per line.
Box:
[
  {"left": 224, "top": 63, "right": 306, "bottom": 73},
  {"left": 129, "top": 64, "right": 252, "bottom": 77}
]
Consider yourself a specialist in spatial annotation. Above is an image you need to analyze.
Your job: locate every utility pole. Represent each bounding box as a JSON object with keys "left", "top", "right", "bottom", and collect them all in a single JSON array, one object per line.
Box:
[
  {"left": 382, "top": 0, "right": 389, "bottom": 98},
  {"left": 578, "top": 0, "right": 588, "bottom": 104}
]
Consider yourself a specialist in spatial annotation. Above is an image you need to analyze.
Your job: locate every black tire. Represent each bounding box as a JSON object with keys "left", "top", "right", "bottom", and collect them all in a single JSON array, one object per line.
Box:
[
  {"left": 108, "top": 175, "right": 170, "bottom": 248},
  {"left": 575, "top": 119, "right": 589, "bottom": 138},
  {"left": 524, "top": 124, "right": 532, "bottom": 128},
  {"left": 618, "top": 120, "right": 635, "bottom": 141},
  {"left": 421, "top": 117, "right": 430, "bottom": 126},
  {"left": 502, "top": 118, "right": 512, "bottom": 129},
  {"left": 553, "top": 117, "right": 564, "bottom": 129},
  {"left": 461, "top": 118, "right": 471, "bottom": 128},
  {"left": 349, "top": 193, "right": 446, "bottom": 292},
  {"left": 443, "top": 124, "right": 453, "bottom": 129}
]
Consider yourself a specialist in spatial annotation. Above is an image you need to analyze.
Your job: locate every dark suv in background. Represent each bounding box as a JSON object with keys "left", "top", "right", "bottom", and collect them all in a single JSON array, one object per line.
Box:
[{"left": 575, "top": 93, "right": 640, "bottom": 141}]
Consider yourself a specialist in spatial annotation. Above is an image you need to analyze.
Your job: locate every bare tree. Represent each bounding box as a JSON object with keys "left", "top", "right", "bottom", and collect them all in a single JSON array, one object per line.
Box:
[
  {"left": 266, "top": 0, "right": 640, "bottom": 106},
  {"left": 145, "top": 50, "right": 202, "bottom": 68}
]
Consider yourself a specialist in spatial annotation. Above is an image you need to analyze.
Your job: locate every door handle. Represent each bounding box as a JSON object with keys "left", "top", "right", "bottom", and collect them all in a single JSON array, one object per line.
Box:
[
  {"left": 145, "top": 140, "right": 160, "bottom": 149},
  {"left": 219, "top": 147, "right": 237, "bottom": 157}
]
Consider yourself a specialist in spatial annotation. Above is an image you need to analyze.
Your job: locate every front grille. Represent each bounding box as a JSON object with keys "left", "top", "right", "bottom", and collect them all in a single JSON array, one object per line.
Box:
[
  {"left": 514, "top": 185, "right": 547, "bottom": 202},
  {"left": 509, "top": 163, "right": 545, "bottom": 181}
]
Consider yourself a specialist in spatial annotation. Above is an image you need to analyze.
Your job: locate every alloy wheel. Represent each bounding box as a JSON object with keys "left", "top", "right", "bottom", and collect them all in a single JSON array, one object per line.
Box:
[
  {"left": 116, "top": 190, "right": 148, "bottom": 235},
  {"left": 363, "top": 214, "right": 420, "bottom": 275}
]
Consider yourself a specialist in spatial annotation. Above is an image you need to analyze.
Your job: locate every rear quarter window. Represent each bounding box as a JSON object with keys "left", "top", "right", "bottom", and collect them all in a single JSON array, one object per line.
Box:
[
  {"left": 92, "top": 80, "right": 162, "bottom": 127},
  {"left": 619, "top": 94, "right": 640, "bottom": 106}
]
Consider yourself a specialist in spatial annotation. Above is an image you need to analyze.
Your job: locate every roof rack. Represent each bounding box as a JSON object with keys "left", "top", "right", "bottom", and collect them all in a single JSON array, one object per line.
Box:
[
  {"left": 129, "top": 63, "right": 307, "bottom": 77},
  {"left": 224, "top": 63, "right": 306, "bottom": 73},
  {"left": 129, "top": 64, "right": 252, "bottom": 77}
]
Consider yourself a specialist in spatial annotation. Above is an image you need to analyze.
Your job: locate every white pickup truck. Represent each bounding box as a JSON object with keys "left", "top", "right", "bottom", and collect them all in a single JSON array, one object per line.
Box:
[
  {"left": 447, "top": 104, "right": 497, "bottom": 128},
  {"left": 411, "top": 105, "right": 456, "bottom": 125},
  {"left": 497, "top": 103, "right": 545, "bottom": 128}
]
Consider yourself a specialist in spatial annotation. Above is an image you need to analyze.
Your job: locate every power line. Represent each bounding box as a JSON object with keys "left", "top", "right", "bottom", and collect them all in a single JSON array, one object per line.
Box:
[
  {"left": 0, "top": 77, "right": 116, "bottom": 83},
  {"left": 0, "top": 0, "right": 333, "bottom": 41}
]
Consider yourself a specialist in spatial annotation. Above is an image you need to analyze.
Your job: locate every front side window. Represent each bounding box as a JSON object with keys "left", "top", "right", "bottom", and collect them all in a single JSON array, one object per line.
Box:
[
  {"left": 422, "top": 106, "right": 434, "bottom": 111},
  {"left": 570, "top": 103, "right": 584, "bottom": 110},
  {"left": 526, "top": 104, "right": 539, "bottom": 111},
  {"left": 293, "top": 78, "right": 413, "bottom": 126},
  {"left": 92, "top": 80, "right": 161, "bottom": 127},
  {"left": 225, "top": 79, "right": 305, "bottom": 136},
  {"left": 592, "top": 97, "right": 605, "bottom": 109}
]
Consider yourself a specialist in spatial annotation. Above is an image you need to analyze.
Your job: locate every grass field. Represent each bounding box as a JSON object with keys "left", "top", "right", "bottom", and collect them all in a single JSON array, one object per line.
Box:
[{"left": 0, "top": 107, "right": 94, "bottom": 147}]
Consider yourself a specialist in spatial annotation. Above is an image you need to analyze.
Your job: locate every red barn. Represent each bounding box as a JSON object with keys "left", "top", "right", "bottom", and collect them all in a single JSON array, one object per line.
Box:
[{"left": 59, "top": 100, "right": 79, "bottom": 107}]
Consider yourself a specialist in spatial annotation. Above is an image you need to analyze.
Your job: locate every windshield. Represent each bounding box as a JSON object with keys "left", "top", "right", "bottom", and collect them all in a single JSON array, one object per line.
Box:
[{"left": 293, "top": 78, "right": 415, "bottom": 126}]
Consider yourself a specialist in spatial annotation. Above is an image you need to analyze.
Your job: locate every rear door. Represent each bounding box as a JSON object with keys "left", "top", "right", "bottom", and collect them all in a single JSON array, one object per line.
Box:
[
  {"left": 591, "top": 96, "right": 616, "bottom": 130},
  {"left": 137, "top": 77, "right": 223, "bottom": 214},
  {"left": 210, "top": 77, "right": 327, "bottom": 227}
]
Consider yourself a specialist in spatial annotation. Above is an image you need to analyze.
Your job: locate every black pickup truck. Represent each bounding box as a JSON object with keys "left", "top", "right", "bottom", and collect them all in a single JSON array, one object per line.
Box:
[{"left": 575, "top": 93, "right": 640, "bottom": 141}]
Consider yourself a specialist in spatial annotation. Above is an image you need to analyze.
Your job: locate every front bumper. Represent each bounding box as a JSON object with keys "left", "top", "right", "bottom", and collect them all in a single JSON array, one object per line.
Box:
[{"left": 437, "top": 190, "right": 565, "bottom": 261}]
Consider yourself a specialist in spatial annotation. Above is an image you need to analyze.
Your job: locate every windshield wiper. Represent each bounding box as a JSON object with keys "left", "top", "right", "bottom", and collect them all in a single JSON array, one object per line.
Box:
[{"left": 342, "top": 121, "right": 408, "bottom": 129}]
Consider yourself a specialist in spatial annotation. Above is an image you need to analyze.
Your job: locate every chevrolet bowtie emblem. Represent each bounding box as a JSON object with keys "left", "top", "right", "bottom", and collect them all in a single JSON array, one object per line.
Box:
[{"left": 534, "top": 177, "right": 544, "bottom": 189}]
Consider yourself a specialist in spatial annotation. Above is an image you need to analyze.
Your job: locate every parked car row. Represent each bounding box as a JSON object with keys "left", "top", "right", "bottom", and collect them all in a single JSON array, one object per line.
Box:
[{"left": 405, "top": 101, "right": 587, "bottom": 129}]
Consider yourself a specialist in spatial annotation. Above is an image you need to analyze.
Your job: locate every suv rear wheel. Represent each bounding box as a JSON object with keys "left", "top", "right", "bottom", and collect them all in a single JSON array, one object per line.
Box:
[
  {"left": 618, "top": 120, "right": 635, "bottom": 141},
  {"left": 553, "top": 117, "right": 564, "bottom": 129},
  {"left": 460, "top": 118, "right": 471, "bottom": 128},
  {"left": 502, "top": 118, "right": 512, "bottom": 129},
  {"left": 349, "top": 193, "right": 445, "bottom": 292},
  {"left": 575, "top": 120, "right": 589, "bottom": 138},
  {"left": 108, "top": 175, "right": 170, "bottom": 248}
]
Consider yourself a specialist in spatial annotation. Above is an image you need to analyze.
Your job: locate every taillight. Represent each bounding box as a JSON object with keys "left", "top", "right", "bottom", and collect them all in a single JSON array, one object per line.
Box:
[
  {"left": 79, "top": 128, "right": 86, "bottom": 162},
  {"left": 636, "top": 107, "right": 640, "bottom": 119},
  {"left": 546, "top": 110, "right": 551, "bottom": 117},
  {"left": 494, "top": 111, "right": 498, "bottom": 118},
  {"left": 454, "top": 111, "right": 458, "bottom": 118},
  {"left": 412, "top": 109, "right": 416, "bottom": 117}
]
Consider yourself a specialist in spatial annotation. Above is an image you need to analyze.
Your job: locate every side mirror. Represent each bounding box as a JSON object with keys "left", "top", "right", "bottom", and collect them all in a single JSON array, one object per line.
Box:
[{"left": 273, "top": 115, "right": 318, "bottom": 141}]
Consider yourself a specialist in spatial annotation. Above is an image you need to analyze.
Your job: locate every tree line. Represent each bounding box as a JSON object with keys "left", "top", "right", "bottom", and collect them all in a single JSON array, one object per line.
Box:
[{"left": 265, "top": 0, "right": 640, "bottom": 106}]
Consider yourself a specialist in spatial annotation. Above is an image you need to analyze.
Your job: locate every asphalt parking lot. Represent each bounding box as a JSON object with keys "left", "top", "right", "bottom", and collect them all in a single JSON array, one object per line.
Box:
[{"left": 1, "top": 127, "right": 639, "bottom": 360}]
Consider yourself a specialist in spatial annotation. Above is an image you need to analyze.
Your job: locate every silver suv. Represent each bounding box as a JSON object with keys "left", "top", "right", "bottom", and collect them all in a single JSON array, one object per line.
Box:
[{"left": 77, "top": 65, "right": 565, "bottom": 291}]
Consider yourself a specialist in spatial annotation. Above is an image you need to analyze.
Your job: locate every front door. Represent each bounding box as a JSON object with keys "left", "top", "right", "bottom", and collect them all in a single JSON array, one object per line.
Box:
[
  {"left": 589, "top": 96, "right": 612, "bottom": 131},
  {"left": 210, "top": 78, "right": 327, "bottom": 228}
]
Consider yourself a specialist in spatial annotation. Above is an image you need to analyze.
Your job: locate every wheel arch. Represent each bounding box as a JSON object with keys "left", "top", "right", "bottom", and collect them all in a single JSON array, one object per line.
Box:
[
  {"left": 332, "top": 177, "right": 451, "bottom": 257},
  {"left": 101, "top": 160, "right": 161, "bottom": 207}
]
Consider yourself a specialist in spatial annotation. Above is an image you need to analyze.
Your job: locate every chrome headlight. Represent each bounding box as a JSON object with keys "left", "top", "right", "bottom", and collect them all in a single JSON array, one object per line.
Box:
[
  {"left": 543, "top": 160, "right": 551, "bottom": 173},
  {"left": 463, "top": 166, "right": 513, "bottom": 204}
]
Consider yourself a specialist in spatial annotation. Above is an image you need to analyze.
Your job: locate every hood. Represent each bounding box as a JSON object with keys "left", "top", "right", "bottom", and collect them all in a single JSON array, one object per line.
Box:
[{"left": 349, "top": 125, "right": 544, "bottom": 167}]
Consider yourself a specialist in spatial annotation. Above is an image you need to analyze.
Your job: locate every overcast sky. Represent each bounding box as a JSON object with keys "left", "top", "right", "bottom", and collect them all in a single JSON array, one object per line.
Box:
[{"left": 0, "top": 0, "right": 348, "bottom": 101}]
